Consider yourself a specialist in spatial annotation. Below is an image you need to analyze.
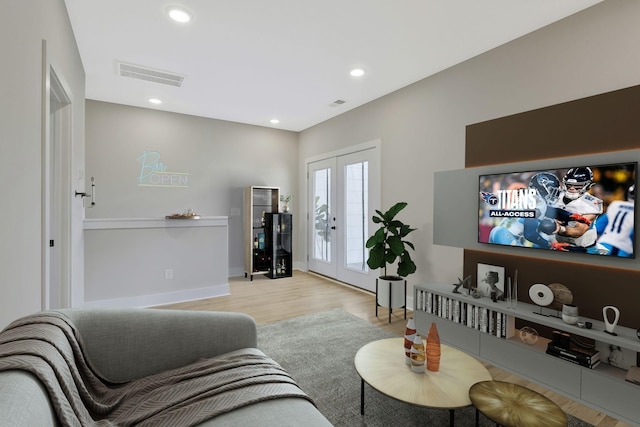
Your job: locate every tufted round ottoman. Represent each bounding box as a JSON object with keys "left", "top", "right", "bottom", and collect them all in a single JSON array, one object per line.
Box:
[{"left": 469, "top": 380, "right": 567, "bottom": 427}]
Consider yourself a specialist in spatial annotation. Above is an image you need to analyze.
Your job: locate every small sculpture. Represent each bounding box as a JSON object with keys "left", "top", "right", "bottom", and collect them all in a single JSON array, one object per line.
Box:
[
  {"left": 603, "top": 306, "right": 620, "bottom": 336},
  {"left": 452, "top": 275, "right": 471, "bottom": 294}
]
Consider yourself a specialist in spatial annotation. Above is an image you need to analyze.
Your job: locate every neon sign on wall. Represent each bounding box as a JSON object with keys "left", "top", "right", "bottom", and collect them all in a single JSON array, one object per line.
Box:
[{"left": 136, "top": 151, "right": 189, "bottom": 187}]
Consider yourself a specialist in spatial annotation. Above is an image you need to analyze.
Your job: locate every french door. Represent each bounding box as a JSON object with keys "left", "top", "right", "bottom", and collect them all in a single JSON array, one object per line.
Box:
[{"left": 307, "top": 146, "right": 380, "bottom": 292}]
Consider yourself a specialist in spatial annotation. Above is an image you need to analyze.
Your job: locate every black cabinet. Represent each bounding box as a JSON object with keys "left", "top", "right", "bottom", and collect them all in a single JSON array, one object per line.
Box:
[{"left": 265, "top": 213, "right": 292, "bottom": 279}]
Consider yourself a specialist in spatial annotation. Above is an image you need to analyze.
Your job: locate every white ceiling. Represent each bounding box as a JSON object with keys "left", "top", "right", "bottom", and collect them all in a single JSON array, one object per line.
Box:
[{"left": 64, "top": 0, "right": 602, "bottom": 132}]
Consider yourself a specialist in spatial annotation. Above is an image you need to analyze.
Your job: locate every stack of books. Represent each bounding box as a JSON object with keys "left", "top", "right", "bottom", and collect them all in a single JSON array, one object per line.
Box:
[{"left": 546, "top": 342, "right": 600, "bottom": 369}]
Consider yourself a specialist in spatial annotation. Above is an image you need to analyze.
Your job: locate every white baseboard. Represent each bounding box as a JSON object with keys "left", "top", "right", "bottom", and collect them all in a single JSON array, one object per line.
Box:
[{"left": 81, "top": 283, "right": 230, "bottom": 309}]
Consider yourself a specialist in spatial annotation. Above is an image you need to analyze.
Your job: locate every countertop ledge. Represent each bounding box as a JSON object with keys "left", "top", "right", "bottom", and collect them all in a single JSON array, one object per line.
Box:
[{"left": 84, "top": 217, "right": 229, "bottom": 230}]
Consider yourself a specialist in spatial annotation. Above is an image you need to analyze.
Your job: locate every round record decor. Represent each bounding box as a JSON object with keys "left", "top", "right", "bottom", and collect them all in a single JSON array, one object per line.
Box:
[{"left": 529, "top": 283, "right": 554, "bottom": 307}]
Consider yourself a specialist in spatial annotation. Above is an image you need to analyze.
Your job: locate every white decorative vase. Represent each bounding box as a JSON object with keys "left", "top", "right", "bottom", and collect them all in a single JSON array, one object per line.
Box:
[
  {"left": 562, "top": 304, "right": 579, "bottom": 325},
  {"left": 404, "top": 318, "right": 416, "bottom": 365},
  {"left": 410, "top": 335, "right": 425, "bottom": 373}
]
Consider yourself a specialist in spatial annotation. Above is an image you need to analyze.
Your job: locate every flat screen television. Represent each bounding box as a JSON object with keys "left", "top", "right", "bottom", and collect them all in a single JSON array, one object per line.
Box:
[{"left": 478, "top": 162, "right": 637, "bottom": 258}]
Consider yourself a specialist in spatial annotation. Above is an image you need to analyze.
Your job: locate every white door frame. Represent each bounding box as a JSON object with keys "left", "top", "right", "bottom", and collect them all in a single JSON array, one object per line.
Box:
[
  {"left": 304, "top": 140, "right": 381, "bottom": 291},
  {"left": 42, "top": 44, "right": 73, "bottom": 310}
]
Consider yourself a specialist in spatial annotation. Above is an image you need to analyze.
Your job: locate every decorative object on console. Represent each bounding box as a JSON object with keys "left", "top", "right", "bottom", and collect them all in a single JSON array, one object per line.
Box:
[
  {"left": 410, "top": 334, "right": 425, "bottom": 373},
  {"left": 519, "top": 326, "right": 539, "bottom": 345},
  {"left": 529, "top": 283, "right": 554, "bottom": 313},
  {"left": 165, "top": 209, "right": 199, "bottom": 219},
  {"left": 561, "top": 304, "right": 579, "bottom": 325},
  {"left": 547, "top": 283, "right": 573, "bottom": 311},
  {"left": 477, "top": 263, "right": 505, "bottom": 300},
  {"left": 595, "top": 342, "right": 636, "bottom": 370},
  {"left": 404, "top": 318, "right": 416, "bottom": 365},
  {"left": 451, "top": 275, "right": 471, "bottom": 294},
  {"left": 426, "top": 323, "right": 441, "bottom": 372},
  {"left": 603, "top": 305, "right": 620, "bottom": 336},
  {"left": 280, "top": 194, "right": 292, "bottom": 212},
  {"left": 508, "top": 269, "right": 519, "bottom": 309}
]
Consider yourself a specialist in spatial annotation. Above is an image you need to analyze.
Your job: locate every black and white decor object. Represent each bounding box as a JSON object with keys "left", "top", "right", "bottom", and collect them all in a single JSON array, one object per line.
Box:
[
  {"left": 529, "top": 283, "right": 553, "bottom": 315},
  {"left": 603, "top": 305, "right": 620, "bottom": 336}
]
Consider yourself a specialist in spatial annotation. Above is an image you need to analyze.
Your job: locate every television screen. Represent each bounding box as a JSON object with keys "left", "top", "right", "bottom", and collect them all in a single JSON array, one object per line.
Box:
[{"left": 478, "top": 162, "right": 636, "bottom": 258}]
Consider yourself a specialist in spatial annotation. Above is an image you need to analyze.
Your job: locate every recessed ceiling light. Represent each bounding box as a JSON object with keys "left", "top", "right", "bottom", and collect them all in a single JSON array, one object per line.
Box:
[
  {"left": 167, "top": 7, "right": 192, "bottom": 23},
  {"left": 270, "top": 119, "right": 280, "bottom": 124},
  {"left": 148, "top": 98, "right": 162, "bottom": 105},
  {"left": 350, "top": 68, "right": 365, "bottom": 77}
]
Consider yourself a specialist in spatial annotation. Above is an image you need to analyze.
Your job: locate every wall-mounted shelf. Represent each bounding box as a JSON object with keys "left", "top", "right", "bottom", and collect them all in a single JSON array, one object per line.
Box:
[{"left": 414, "top": 282, "right": 640, "bottom": 426}]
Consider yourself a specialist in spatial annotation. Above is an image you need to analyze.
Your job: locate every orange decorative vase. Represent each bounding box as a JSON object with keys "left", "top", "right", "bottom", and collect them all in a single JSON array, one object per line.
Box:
[
  {"left": 426, "top": 322, "right": 441, "bottom": 372},
  {"left": 404, "top": 318, "right": 416, "bottom": 365}
]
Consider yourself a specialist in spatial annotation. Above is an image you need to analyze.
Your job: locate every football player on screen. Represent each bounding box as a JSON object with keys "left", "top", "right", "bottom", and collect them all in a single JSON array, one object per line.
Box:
[
  {"left": 551, "top": 167, "right": 604, "bottom": 252},
  {"left": 596, "top": 184, "right": 635, "bottom": 257},
  {"left": 522, "top": 172, "right": 592, "bottom": 251},
  {"left": 488, "top": 172, "right": 591, "bottom": 250}
]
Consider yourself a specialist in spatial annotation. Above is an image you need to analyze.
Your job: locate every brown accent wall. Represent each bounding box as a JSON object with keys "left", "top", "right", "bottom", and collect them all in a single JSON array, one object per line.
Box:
[
  {"left": 466, "top": 85, "right": 640, "bottom": 167},
  {"left": 464, "top": 85, "right": 640, "bottom": 330}
]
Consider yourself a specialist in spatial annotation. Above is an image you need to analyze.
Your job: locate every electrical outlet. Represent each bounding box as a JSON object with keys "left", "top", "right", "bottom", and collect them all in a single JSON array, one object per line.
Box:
[{"left": 164, "top": 269, "right": 173, "bottom": 280}]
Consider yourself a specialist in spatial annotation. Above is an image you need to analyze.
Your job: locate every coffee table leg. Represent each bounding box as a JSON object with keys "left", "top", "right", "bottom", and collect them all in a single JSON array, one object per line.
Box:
[
  {"left": 360, "top": 379, "right": 365, "bottom": 415},
  {"left": 449, "top": 409, "right": 454, "bottom": 427}
]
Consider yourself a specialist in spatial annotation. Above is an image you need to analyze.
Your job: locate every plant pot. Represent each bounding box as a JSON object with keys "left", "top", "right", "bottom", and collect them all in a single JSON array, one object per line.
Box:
[{"left": 376, "top": 276, "right": 405, "bottom": 309}]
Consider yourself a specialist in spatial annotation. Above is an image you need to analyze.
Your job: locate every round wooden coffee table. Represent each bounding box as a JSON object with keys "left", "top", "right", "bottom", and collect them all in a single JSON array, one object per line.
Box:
[
  {"left": 354, "top": 337, "right": 492, "bottom": 427},
  {"left": 469, "top": 380, "right": 567, "bottom": 427}
]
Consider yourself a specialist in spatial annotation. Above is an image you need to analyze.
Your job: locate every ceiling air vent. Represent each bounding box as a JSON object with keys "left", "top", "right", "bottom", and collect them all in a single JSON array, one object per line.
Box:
[
  {"left": 329, "top": 99, "right": 346, "bottom": 107},
  {"left": 118, "top": 62, "right": 185, "bottom": 87}
]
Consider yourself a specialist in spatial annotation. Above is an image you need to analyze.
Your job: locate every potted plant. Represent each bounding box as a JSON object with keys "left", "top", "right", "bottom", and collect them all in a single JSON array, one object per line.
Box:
[
  {"left": 280, "top": 194, "right": 292, "bottom": 212},
  {"left": 366, "top": 202, "right": 416, "bottom": 315}
]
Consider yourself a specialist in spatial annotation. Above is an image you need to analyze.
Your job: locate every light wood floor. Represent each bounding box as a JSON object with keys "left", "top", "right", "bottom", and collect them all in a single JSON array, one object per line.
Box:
[{"left": 156, "top": 271, "right": 630, "bottom": 427}]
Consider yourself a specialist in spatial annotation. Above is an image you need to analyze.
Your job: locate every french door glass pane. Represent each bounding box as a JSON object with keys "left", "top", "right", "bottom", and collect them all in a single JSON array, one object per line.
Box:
[
  {"left": 345, "top": 161, "right": 368, "bottom": 272},
  {"left": 312, "top": 168, "right": 331, "bottom": 262}
]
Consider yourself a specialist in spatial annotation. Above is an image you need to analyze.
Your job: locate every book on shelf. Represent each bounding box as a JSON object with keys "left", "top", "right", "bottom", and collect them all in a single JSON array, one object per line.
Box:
[{"left": 546, "top": 343, "right": 601, "bottom": 368}]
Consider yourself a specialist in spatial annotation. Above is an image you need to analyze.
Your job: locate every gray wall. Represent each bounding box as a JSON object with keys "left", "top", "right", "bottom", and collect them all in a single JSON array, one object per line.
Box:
[
  {"left": 0, "top": 0, "right": 85, "bottom": 328},
  {"left": 85, "top": 101, "right": 298, "bottom": 277},
  {"left": 298, "top": 0, "right": 640, "bottom": 297}
]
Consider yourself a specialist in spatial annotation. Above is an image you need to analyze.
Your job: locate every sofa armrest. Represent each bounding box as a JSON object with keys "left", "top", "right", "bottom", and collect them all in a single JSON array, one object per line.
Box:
[
  {"left": 0, "top": 371, "right": 59, "bottom": 426},
  {"left": 56, "top": 309, "right": 257, "bottom": 382}
]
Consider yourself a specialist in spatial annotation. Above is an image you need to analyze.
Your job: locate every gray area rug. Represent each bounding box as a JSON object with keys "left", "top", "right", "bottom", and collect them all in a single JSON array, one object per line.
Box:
[{"left": 258, "top": 308, "right": 593, "bottom": 427}]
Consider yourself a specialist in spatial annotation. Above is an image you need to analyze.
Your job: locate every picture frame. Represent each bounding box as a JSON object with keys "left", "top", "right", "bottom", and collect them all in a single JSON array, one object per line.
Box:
[{"left": 477, "top": 263, "right": 505, "bottom": 299}]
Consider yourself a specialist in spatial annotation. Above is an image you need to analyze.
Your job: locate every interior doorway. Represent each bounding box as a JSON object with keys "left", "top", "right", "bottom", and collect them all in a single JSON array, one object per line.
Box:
[
  {"left": 44, "top": 65, "right": 72, "bottom": 309},
  {"left": 307, "top": 142, "right": 380, "bottom": 292}
]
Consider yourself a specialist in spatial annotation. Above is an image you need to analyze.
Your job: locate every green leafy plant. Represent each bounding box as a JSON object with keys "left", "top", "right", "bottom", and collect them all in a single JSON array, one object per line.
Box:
[
  {"left": 314, "top": 196, "right": 330, "bottom": 242},
  {"left": 366, "top": 202, "right": 416, "bottom": 279},
  {"left": 280, "top": 194, "right": 292, "bottom": 204}
]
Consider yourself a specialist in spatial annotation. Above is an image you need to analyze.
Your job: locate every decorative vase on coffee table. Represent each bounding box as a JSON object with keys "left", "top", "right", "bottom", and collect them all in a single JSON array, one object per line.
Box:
[
  {"left": 410, "top": 335, "right": 426, "bottom": 373},
  {"left": 426, "top": 322, "right": 441, "bottom": 372},
  {"left": 404, "top": 318, "right": 416, "bottom": 365}
]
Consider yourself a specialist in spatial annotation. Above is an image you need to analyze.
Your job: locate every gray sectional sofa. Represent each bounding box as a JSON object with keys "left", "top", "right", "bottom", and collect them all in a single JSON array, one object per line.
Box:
[{"left": 0, "top": 308, "right": 333, "bottom": 426}]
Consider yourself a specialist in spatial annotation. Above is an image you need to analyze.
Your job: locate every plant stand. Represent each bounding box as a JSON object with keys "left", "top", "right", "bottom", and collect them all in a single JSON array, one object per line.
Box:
[{"left": 375, "top": 278, "right": 407, "bottom": 323}]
